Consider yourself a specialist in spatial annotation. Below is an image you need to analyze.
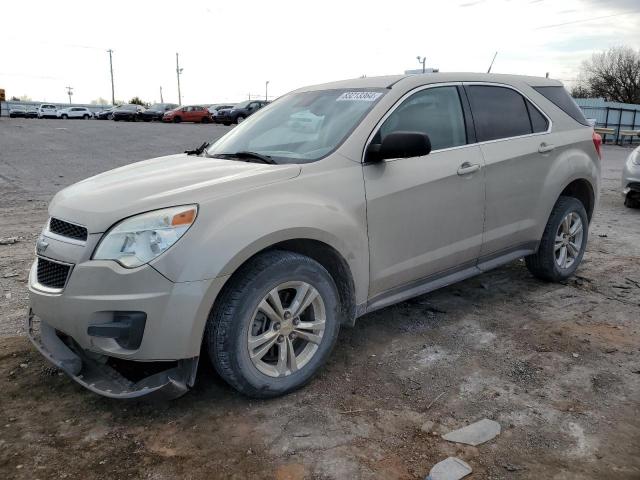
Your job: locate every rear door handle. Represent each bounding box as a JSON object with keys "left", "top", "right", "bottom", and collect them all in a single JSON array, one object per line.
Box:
[
  {"left": 457, "top": 162, "right": 481, "bottom": 175},
  {"left": 538, "top": 142, "right": 555, "bottom": 153}
]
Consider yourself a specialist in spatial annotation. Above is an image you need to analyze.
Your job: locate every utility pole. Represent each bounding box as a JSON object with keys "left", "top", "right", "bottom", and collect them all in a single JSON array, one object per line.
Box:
[
  {"left": 265, "top": 80, "right": 269, "bottom": 101},
  {"left": 416, "top": 56, "right": 426, "bottom": 73},
  {"left": 65, "top": 86, "right": 74, "bottom": 104},
  {"left": 107, "top": 49, "right": 115, "bottom": 105},
  {"left": 487, "top": 51, "right": 498, "bottom": 73},
  {"left": 176, "top": 53, "right": 183, "bottom": 106},
  {"left": 160, "top": 86, "right": 164, "bottom": 103}
]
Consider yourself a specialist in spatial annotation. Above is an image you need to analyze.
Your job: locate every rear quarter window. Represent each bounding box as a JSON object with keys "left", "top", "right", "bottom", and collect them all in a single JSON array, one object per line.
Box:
[{"left": 533, "top": 86, "right": 589, "bottom": 126}]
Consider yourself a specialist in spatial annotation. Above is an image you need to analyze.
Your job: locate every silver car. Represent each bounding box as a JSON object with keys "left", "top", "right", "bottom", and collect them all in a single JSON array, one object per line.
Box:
[
  {"left": 622, "top": 146, "right": 640, "bottom": 208},
  {"left": 27, "top": 73, "right": 601, "bottom": 400}
]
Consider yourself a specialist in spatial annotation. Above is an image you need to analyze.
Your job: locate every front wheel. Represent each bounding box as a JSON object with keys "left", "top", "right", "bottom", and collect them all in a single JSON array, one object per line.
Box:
[
  {"left": 61, "top": 114, "right": 68, "bottom": 119},
  {"left": 526, "top": 196, "right": 588, "bottom": 282},
  {"left": 236, "top": 115, "right": 245, "bottom": 124},
  {"left": 206, "top": 250, "right": 341, "bottom": 398}
]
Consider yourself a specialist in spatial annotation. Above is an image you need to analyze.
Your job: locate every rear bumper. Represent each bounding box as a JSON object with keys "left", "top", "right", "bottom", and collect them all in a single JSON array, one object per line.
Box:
[{"left": 27, "top": 310, "right": 197, "bottom": 400}]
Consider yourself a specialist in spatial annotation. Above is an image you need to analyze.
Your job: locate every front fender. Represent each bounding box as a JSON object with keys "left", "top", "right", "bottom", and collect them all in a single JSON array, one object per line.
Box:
[{"left": 152, "top": 161, "right": 369, "bottom": 304}]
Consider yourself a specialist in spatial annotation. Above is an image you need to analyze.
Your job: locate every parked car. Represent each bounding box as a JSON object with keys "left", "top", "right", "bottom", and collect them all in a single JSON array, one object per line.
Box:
[
  {"left": 38, "top": 104, "right": 59, "bottom": 119},
  {"left": 622, "top": 145, "right": 640, "bottom": 208},
  {"left": 27, "top": 73, "right": 600, "bottom": 400},
  {"left": 214, "top": 100, "right": 269, "bottom": 125},
  {"left": 57, "top": 107, "right": 93, "bottom": 119},
  {"left": 95, "top": 107, "right": 117, "bottom": 120},
  {"left": 208, "top": 104, "right": 235, "bottom": 121},
  {"left": 25, "top": 106, "right": 39, "bottom": 118},
  {"left": 139, "top": 103, "right": 179, "bottom": 122},
  {"left": 162, "top": 105, "right": 211, "bottom": 123},
  {"left": 8, "top": 105, "right": 27, "bottom": 118},
  {"left": 112, "top": 104, "right": 145, "bottom": 121}
]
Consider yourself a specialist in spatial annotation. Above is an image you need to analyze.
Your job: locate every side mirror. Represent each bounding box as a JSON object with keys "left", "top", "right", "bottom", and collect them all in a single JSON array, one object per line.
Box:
[{"left": 366, "top": 131, "right": 431, "bottom": 163}]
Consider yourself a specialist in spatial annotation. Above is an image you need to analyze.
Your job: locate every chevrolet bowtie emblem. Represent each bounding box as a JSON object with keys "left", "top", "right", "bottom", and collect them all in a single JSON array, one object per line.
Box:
[{"left": 36, "top": 238, "right": 49, "bottom": 255}]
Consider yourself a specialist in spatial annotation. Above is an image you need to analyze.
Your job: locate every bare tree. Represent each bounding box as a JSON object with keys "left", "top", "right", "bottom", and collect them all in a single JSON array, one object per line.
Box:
[{"left": 576, "top": 46, "right": 640, "bottom": 104}]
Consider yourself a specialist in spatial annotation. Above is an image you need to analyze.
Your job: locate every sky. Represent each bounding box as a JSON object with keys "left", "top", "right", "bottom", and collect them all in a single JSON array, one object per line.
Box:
[{"left": 1, "top": 0, "right": 639, "bottom": 105}]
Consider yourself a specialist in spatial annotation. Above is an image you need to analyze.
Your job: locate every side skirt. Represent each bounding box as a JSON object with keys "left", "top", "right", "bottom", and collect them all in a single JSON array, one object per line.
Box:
[{"left": 356, "top": 242, "right": 537, "bottom": 317}]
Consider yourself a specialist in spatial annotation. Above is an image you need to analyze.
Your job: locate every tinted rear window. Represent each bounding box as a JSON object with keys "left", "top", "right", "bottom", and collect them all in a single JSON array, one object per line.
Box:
[
  {"left": 533, "top": 86, "right": 588, "bottom": 126},
  {"left": 467, "top": 86, "right": 533, "bottom": 142}
]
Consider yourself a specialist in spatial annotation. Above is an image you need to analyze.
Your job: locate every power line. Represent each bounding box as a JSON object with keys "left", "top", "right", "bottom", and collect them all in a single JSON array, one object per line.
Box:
[{"left": 535, "top": 9, "right": 640, "bottom": 29}]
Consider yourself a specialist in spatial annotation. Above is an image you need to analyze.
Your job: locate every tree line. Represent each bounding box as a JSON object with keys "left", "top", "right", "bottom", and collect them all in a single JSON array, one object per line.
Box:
[{"left": 571, "top": 46, "right": 640, "bottom": 104}]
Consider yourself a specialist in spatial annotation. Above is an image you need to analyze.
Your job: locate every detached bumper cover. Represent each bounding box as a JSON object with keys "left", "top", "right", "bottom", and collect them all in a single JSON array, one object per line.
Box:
[{"left": 27, "top": 310, "right": 197, "bottom": 400}]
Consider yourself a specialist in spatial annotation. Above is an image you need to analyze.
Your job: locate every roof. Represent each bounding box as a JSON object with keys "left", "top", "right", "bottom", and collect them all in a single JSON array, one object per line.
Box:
[{"left": 294, "top": 72, "right": 562, "bottom": 93}]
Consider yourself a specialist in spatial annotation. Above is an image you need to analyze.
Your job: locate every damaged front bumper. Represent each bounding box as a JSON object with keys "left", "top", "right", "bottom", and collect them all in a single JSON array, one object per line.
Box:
[{"left": 27, "top": 310, "right": 198, "bottom": 400}]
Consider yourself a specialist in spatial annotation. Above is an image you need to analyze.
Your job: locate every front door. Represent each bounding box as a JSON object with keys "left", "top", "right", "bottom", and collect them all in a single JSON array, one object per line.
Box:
[{"left": 363, "top": 85, "right": 486, "bottom": 299}]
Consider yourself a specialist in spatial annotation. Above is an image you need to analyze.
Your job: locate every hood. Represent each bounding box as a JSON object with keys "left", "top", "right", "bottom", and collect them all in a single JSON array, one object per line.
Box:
[{"left": 49, "top": 154, "right": 301, "bottom": 233}]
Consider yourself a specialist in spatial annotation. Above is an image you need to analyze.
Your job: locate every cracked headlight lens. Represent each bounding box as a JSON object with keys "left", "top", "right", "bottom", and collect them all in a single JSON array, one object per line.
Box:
[{"left": 93, "top": 205, "right": 197, "bottom": 268}]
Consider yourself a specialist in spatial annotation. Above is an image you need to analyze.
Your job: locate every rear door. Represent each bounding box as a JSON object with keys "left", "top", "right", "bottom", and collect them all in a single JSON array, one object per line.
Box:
[
  {"left": 363, "top": 84, "right": 486, "bottom": 298},
  {"left": 464, "top": 83, "right": 552, "bottom": 260}
]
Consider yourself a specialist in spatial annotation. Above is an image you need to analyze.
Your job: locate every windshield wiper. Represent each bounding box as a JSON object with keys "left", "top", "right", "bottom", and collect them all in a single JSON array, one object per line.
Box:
[
  {"left": 185, "top": 142, "right": 210, "bottom": 156},
  {"left": 214, "top": 151, "right": 277, "bottom": 164}
]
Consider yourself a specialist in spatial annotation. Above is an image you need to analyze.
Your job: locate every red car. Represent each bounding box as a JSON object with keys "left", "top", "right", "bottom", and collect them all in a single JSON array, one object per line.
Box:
[{"left": 162, "top": 105, "right": 212, "bottom": 123}]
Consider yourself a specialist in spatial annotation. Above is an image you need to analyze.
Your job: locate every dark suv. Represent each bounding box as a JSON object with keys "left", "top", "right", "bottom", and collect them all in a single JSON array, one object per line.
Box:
[
  {"left": 139, "top": 103, "right": 179, "bottom": 122},
  {"left": 214, "top": 100, "right": 269, "bottom": 125},
  {"left": 112, "top": 104, "right": 145, "bottom": 121}
]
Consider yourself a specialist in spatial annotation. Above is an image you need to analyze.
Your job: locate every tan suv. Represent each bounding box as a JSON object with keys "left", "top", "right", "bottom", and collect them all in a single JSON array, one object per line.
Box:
[{"left": 27, "top": 73, "right": 601, "bottom": 399}]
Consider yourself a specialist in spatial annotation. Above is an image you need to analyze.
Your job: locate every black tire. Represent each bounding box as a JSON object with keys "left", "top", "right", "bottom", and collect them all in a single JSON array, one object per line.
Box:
[
  {"left": 223, "top": 122, "right": 231, "bottom": 126},
  {"left": 201, "top": 116, "right": 210, "bottom": 124},
  {"left": 173, "top": 116, "right": 182, "bottom": 123},
  {"left": 624, "top": 194, "right": 640, "bottom": 209},
  {"left": 83, "top": 114, "right": 89, "bottom": 119},
  {"left": 206, "top": 250, "right": 341, "bottom": 398},
  {"left": 235, "top": 115, "right": 245, "bottom": 124},
  {"left": 525, "top": 196, "right": 589, "bottom": 282},
  {"left": 61, "top": 114, "right": 68, "bottom": 119}
]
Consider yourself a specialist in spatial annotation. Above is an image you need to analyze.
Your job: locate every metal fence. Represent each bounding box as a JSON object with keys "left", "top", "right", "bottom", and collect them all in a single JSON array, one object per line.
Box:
[{"left": 575, "top": 98, "right": 640, "bottom": 144}]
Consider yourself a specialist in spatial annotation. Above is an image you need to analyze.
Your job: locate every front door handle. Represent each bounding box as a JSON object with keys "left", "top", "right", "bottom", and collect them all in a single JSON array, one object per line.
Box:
[
  {"left": 538, "top": 142, "right": 555, "bottom": 153},
  {"left": 457, "top": 162, "right": 481, "bottom": 175}
]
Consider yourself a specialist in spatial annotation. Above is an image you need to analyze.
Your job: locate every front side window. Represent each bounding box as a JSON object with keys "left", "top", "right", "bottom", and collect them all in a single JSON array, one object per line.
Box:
[
  {"left": 206, "top": 88, "right": 386, "bottom": 163},
  {"left": 376, "top": 86, "right": 467, "bottom": 151},
  {"left": 467, "top": 85, "right": 536, "bottom": 142}
]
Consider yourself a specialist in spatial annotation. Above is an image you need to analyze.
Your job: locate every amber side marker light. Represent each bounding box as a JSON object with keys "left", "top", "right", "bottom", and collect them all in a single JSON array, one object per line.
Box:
[{"left": 172, "top": 208, "right": 197, "bottom": 226}]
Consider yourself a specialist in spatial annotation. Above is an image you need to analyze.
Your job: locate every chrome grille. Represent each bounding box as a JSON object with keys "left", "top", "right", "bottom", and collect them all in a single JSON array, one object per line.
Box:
[
  {"left": 36, "top": 258, "right": 71, "bottom": 289},
  {"left": 49, "top": 218, "right": 88, "bottom": 241}
]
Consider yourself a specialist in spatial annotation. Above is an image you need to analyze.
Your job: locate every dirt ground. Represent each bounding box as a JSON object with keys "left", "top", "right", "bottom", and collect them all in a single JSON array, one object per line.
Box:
[{"left": 1, "top": 119, "right": 639, "bottom": 480}]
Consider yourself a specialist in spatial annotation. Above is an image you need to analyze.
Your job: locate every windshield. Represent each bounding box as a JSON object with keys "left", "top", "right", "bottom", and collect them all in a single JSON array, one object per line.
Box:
[
  {"left": 206, "top": 89, "right": 386, "bottom": 163},
  {"left": 233, "top": 101, "right": 251, "bottom": 109}
]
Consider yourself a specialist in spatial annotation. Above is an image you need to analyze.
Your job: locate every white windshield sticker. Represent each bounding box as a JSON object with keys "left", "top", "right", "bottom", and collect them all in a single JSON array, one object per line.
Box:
[{"left": 336, "top": 91, "right": 383, "bottom": 102}]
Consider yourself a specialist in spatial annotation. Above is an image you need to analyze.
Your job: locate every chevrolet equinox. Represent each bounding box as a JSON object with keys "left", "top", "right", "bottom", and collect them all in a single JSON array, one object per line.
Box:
[{"left": 28, "top": 73, "right": 601, "bottom": 399}]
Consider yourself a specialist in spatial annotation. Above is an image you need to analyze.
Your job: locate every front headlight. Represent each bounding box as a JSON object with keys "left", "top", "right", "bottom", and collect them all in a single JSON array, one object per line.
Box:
[{"left": 93, "top": 205, "right": 197, "bottom": 268}]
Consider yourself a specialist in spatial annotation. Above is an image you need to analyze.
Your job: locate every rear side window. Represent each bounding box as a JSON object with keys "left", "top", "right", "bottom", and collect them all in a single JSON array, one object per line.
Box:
[
  {"left": 533, "top": 86, "right": 588, "bottom": 126},
  {"left": 467, "top": 86, "right": 533, "bottom": 142},
  {"left": 378, "top": 86, "right": 467, "bottom": 151},
  {"left": 526, "top": 100, "right": 549, "bottom": 133}
]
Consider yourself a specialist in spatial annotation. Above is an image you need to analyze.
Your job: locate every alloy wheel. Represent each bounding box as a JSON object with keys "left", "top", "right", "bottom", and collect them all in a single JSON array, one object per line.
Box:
[
  {"left": 247, "top": 281, "right": 326, "bottom": 378},
  {"left": 554, "top": 212, "right": 584, "bottom": 269}
]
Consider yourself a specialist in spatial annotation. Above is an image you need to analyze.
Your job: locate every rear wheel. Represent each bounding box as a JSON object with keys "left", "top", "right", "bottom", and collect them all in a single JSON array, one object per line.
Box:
[
  {"left": 83, "top": 114, "right": 89, "bottom": 119},
  {"left": 526, "top": 196, "right": 588, "bottom": 282},
  {"left": 206, "top": 250, "right": 340, "bottom": 398},
  {"left": 61, "top": 114, "right": 68, "bottom": 119}
]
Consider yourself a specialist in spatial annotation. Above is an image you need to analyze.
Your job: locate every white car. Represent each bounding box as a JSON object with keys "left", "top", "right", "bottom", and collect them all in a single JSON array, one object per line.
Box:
[
  {"left": 57, "top": 107, "right": 93, "bottom": 119},
  {"left": 38, "top": 104, "right": 59, "bottom": 119}
]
